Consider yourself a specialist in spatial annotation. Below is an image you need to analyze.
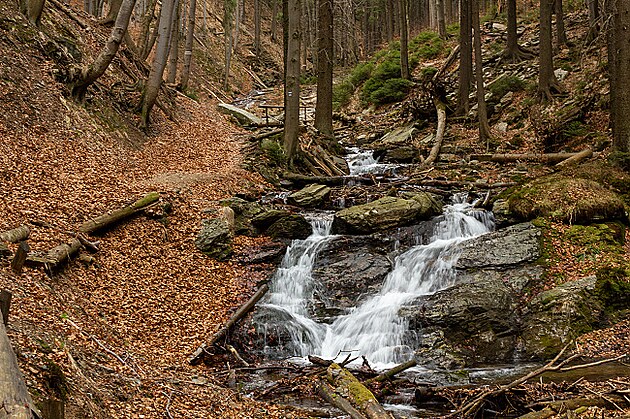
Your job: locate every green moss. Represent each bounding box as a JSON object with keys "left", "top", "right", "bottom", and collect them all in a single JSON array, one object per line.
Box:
[
  {"left": 595, "top": 267, "right": 630, "bottom": 310},
  {"left": 45, "top": 360, "right": 69, "bottom": 400},
  {"left": 261, "top": 138, "right": 287, "bottom": 167},
  {"left": 488, "top": 75, "right": 527, "bottom": 98}
]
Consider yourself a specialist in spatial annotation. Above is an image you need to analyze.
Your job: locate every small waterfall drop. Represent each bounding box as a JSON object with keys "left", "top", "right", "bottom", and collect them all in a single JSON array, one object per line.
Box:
[
  {"left": 347, "top": 147, "right": 381, "bottom": 175},
  {"left": 257, "top": 196, "right": 494, "bottom": 368}
]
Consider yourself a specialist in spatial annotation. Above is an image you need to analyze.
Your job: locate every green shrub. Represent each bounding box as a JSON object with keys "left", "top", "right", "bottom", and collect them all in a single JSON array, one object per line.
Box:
[
  {"left": 333, "top": 80, "right": 355, "bottom": 109},
  {"left": 261, "top": 138, "right": 286, "bottom": 167},
  {"left": 488, "top": 75, "right": 526, "bottom": 98},
  {"left": 369, "top": 78, "right": 413, "bottom": 104},
  {"left": 349, "top": 62, "right": 374, "bottom": 86},
  {"left": 562, "top": 121, "right": 589, "bottom": 138},
  {"left": 410, "top": 31, "right": 444, "bottom": 61}
]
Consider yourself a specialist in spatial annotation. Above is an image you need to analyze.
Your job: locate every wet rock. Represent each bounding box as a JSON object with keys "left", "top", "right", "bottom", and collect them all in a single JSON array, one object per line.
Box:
[
  {"left": 220, "top": 197, "right": 264, "bottom": 236},
  {"left": 266, "top": 214, "right": 312, "bottom": 240},
  {"left": 404, "top": 275, "right": 517, "bottom": 367},
  {"left": 456, "top": 222, "right": 541, "bottom": 269},
  {"left": 381, "top": 145, "right": 417, "bottom": 163},
  {"left": 287, "top": 184, "right": 331, "bottom": 208},
  {"left": 195, "top": 218, "right": 233, "bottom": 260},
  {"left": 332, "top": 194, "right": 441, "bottom": 234},
  {"left": 217, "top": 103, "right": 264, "bottom": 126},
  {"left": 312, "top": 236, "right": 393, "bottom": 312},
  {"left": 251, "top": 209, "right": 292, "bottom": 230},
  {"left": 235, "top": 240, "right": 287, "bottom": 264},
  {"left": 521, "top": 276, "right": 601, "bottom": 359},
  {"left": 371, "top": 124, "right": 416, "bottom": 149}
]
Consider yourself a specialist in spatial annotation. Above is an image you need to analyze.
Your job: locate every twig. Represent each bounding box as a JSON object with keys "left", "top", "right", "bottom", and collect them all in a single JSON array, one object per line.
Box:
[{"left": 163, "top": 390, "right": 174, "bottom": 419}]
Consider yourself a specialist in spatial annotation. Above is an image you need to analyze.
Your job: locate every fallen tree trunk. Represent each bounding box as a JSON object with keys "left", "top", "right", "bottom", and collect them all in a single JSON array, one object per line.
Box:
[
  {"left": 78, "top": 192, "right": 160, "bottom": 234},
  {"left": 327, "top": 363, "right": 394, "bottom": 419},
  {"left": 469, "top": 152, "right": 599, "bottom": 164},
  {"left": 0, "top": 226, "right": 30, "bottom": 243},
  {"left": 555, "top": 147, "right": 593, "bottom": 167},
  {"left": 423, "top": 100, "right": 447, "bottom": 167},
  {"left": 411, "top": 179, "right": 516, "bottom": 189},
  {"left": 365, "top": 359, "right": 417, "bottom": 384},
  {"left": 26, "top": 238, "right": 82, "bottom": 273},
  {"left": 0, "top": 312, "right": 39, "bottom": 418},
  {"left": 189, "top": 284, "right": 270, "bottom": 365},
  {"left": 318, "top": 381, "right": 367, "bottom": 419}
]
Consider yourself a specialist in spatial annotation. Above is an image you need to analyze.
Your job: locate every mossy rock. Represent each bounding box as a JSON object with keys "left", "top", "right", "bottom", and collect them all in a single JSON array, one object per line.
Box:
[
  {"left": 195, "top": 218, "right": 233, "bottom": 260},
  {"left": 266, "top": 215, "right": 312, "bottom": 240},
  {"left": 595, "top": 267, "right": 630, "bottom": 312},
  {"left": 507, "top": 175, "right": 626, "bottom": 223},
  {"left": 251, "top": 209, "right": 292, "bottom": 230},
  {"left": 220, "top": 197, "right": 264, "bottom": 236},
  {"left": 287, "top": 184, "right": 331, "bottom": 208}
]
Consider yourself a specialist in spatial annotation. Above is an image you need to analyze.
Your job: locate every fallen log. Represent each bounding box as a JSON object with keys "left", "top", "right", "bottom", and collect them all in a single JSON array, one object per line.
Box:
[
  {"left": 78, "top": 192, "right": 160, "bottom": 234},
  {"left": 365, "top": 359, "right": 417, "bottom": 384},
  {"left": 0, "top": 226, "right": 30, "bottom": 243},
  {"left": 318, "top": 381, "right": 367, "bottom": 419},
  {"left": 26, "top": 238, "right": 82, "bottom": 273},
  {"left": 469, "top": 152, "right": 599, "bottom": 164},
  {"left": 0, "top": 311, "right": 40, "bottom": 418},
  {"left": 327, "top": 363, "right": 394, "bottom": 419},
  {"left": 411, "top": 179, "right": 516, "bottom": 189},
  {"left": 189, "top": 284, "right": 270, "bottom": 365},
  {"left": 555, "top": 147, "right": 593, "bottom": 167}
]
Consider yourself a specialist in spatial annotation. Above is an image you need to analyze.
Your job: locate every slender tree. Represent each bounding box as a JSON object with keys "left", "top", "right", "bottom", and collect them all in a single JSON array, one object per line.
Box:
[
  {"left": 502, "top": 0, "right": 533, "bottom": 62},
  {"left": 137, "top": 0, "right": 158, "bottom": 57},
  {"left": 254, "top": 0, "right": 261, "bottom": 55},
  {"left": 140, "top": 0, "right": 178, "bottom": 129},
  {"left": 471, "top": 0, "right": 491, "bottom": 143},
  {"left": 180, "top": 0, "right": 196, "bottom": 90},
  {"left": 586, "top": 0, "right": 599, "bottom": 41},
  {"left": 284, "top": 0, "right": 302, "bottom": 159},
  {"left": 609, "top": 0, "right": 630, "bottom": 152},
  {"left": 399, "top": 0, "right": 410, "bottom": 79},
  {"left": 537, "top": 0, "right": 560, "bottom": 101},
  {"left": 554, "top": 0, "right": 567, "bottom": 48},
  {"left": 103, "top": 0, "right": 123, "bottom": 24},
  {"left": 456, "top": 0, "right": 472, "bottom": 115},
  {"left": 436, "top": 0, "right": 446, "bottom": 38},
  {"left": 72, "top": 0, "right": 138, "bottom": 101},
  {"left": 223, "top": 0, "right": 235, "bottom": 89},
  {"left": 314, "top": 0, "right": 333, "bottom": 136},
  {"left": 166, "top": 1, "right": 180, "bottom": 83}
]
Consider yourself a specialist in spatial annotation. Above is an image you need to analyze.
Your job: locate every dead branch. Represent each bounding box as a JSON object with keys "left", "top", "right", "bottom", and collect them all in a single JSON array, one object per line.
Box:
[
  {"left": 189, "top": 284, "right": 270, "bottom": 365},
  {"left": 470, "top": 151, "right": 600, "bottom": 164},
  {"left": 365, "top": 359, "right": 417, "bottom": 384},
  {"left": 78, "top": 192, "right": 160, "bottom": 234},
  {"left": 555, "top": 147, "right": 593, "bottom": 167},
  {"left": 423, "top": 100, "right": 447, "bottom": 167},
  {"left": 0, "top": 226, "right": 30, "bottom": 243},
  {"left": 318, "top": 381, "right": 367, "bottom": 419}
]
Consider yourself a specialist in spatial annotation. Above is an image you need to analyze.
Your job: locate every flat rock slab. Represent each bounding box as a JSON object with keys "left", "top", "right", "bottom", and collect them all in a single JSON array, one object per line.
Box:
[
  {"left": 456, "top": 222, "right": 541, "bottom": 269},
  {"left": 217, "top": 103, "right": 264, "bottom": 126}
]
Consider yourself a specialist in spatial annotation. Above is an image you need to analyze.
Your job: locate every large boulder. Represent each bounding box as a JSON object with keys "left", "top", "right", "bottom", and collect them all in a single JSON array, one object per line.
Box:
[
  {"left": 370, "top": 124, "right": 418, "bottom": 163},
  {"left": 217, "top": 103, "right": 264, "bottom": 126},
  {"left": 251, "top": 209, "right": 292, "bottom": 230},
  {"left": 287, "top": 184, "right": 331, "bottom": 208},
  {"left": 220, "top": 197, "right": 264, "bottom": 236},
  {"left": 507, "top": 175, "right": 626, "bottom": 223},
  {"left": 456, "top": 222, "right": 541, "bottom": 269},
  {"left": 195, "top": 218, "right": 233, "bottom": 260},
  {"left": 332, "top": 193, "right": 441, "bottom": 234}
]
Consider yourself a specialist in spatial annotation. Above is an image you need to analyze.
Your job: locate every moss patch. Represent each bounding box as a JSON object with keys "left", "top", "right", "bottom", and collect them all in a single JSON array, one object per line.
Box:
[{"left": 507, "top": 175, "right": 626, "bottom": 224}]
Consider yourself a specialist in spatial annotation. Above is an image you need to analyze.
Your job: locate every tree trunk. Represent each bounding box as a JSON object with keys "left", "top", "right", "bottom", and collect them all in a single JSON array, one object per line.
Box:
[
  {"left": 223, "top": 0, "right": 235, "bottom": 90},
  {"left": 166, "top": 1, "right": 180, "bottom": 84},
  {"left": 137, "top": 0, "right": 158, "bottom": 58},
  {"left": 314, "top": 0, "right": 333, "bottom": 136},
  {"left": 472, "top": 0, "right": 492, "bottom": 143},
  {"left": 140, "top": 0, "right": 178, "bottom": 129},
  {"left": 554, "top": 0, "right": 567, "bottom": 48},
  {"left": 436, "top": 0, "right": 446, "bottom": 38},
  {"left": 72, "top": 0, "right": 138, "bottom": 100},
  {"left": 271, "top": 0, "right": 278, "bottom": 41},
  {"left": 502, "top": 0, "right": 533, "bottom": 61},
  {"left": 586, "top": 0, "right": 599, "bottom": 40},
  {"left": 78, "top": 192, "right": 160, "bottom": 234},
  {"left": 179, "top": 0, "right": 196, "bottom": 90},
  {"left": 19, "top": 0, "right": 46, "bottom": 26},
  {"left": 537, "top": 0, "right": 559, "bottom": 102},
  {"left": 456, "top": 0, "right": 472, "bottom": 115},
  {"left": 423, "top": 99, "right": 446, "bottom": 166},
  {"left": 386, "top": 0, "right": 394, "bottom": 42},
  {"left": 254, "top": 0, "right": 261, "bottom": 55},
  {"left": 399, "top": 0, "right": 410, "bottom": 79},
  {"left": 610, "top": 0, "right": 630, "bottom": 152},
  {"left": 283, "top": 0, "right": 301, "bottom": 159},
  {"left": 141, "top": 0, "right": 162, "bottom": 60},
  {"left": 104, "top": 0, "right": 123, "bottom": 24}
]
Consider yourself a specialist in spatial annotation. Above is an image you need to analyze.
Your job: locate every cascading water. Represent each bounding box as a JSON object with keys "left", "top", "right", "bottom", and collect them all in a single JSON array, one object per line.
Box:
[{"left": 257, "top": 196, "right": 494, "bottom": 368}]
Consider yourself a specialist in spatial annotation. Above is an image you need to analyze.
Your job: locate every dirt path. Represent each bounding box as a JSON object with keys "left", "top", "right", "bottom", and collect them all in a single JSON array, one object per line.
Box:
[{"left": 0, "top": 100, "right": 288, "bottom": 418}]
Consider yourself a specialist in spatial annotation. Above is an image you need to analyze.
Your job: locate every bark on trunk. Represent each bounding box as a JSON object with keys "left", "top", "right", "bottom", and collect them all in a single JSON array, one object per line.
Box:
[
  {"left": 78, "top": 192, "right": 160, "bottom": 234},
  {"left": 318, "top": 381, "right": 367, "bottom": 419},
  {"left": 166, "top": 1, "right": 180, "bottom": 84},
  {"left": 538, "top": 0, "right": 559, "bottom": 102},
  {"left": 423, "top": 100, "right": 446, "bottom": 166},
  {"left": 399, "top": 0, "right": 410, "bottom": 80},
  {"left": 72, "top": 0, "right": 138, "bottom": 100},
  {"left": 555, "top": 147, "right": 593, "bottom": 167},
  {"left": 472, "top": 0, "right": 492, "bottom": 143},
  {"left": 20, "top": 0, "right": 46, "bottom": 26},
  {"left": 502, "top": 0, "right": 534, "bottom": 62},
  {"left": 314, "top": 0, "right": 333, "bottom": 136},
  {"left": 283, "top": 0, "right": 302, "bottom": 159},
  {"left": 554, "top": 0, "right": 567, "bottom": 47},
  {"left": 610, "top": 0, "right": 630, "bottom": 152},
  {"left": 456, "top": 0, "right": 472, "bottom": 115}
]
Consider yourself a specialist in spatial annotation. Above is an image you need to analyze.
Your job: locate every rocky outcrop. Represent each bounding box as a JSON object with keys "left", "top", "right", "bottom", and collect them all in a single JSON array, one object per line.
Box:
[
  {"left": 332, "top": 193, "right": 442, "bottom": 234},
  {"left": 195, "top": 218, "right": 233, "bottom": 260},
  {"left": 370, "top": 124, "right": 419, "bottom": 163},
  {"left": 217, "top": 103, "right": 264, "bottom": 126},
  {"left": 287, "top": 184, "right": 331, "bottom": 208}
]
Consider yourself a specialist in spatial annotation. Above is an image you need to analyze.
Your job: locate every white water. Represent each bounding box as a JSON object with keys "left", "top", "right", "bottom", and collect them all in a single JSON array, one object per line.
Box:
[
  {"left": 346, "top": 147, "right": 400, "bottom": 175},
  {"left": 259, "top": 197, "right": 494, "bottom": 368}
]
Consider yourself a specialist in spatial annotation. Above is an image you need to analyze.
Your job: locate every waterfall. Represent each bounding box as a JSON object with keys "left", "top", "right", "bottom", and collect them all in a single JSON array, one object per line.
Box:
[{"left": 257, "top": 196, "right": 494, "bottom": 368}]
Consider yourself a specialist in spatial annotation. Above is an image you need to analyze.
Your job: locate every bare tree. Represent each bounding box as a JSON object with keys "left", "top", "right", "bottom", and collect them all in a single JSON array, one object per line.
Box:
[
  {"left": 502, "top": 0, "right": 533, "bottom": 62},
  {"left": 314, "top": 0, "right": 333, "bottom": 136},
  {"left": 140, "top": 0, "right": 178, "bottom": 129},
  {"left": 554, "top": 0, "right": 567, "bottom": 48},
  {"left": 223, "top": 0, "right": 235, "bottom": 89},
  {"left": 400, "top": 0, "right": 410, "bottom": 79},
  {"left": 537, "top": 0, "right": 560, "bottom": 101},
  {"left": 180, "top": 0, "right": 196, "bottom": 90},
  {"left": 436, "top": 0, "right": 446, "bottom": 38},
  {"left": 471, "top": 0, "right": 491, "bottom": 143},
  {"left": 456, "top": 0, "right": 472, "bottom": 115},
  {"left": 254, "top": 0, "right": 261, "bottom": 55},
  {"left": 166, "top": 1, "right": 180, "bottom": 83},
  {"left": 72, "top": 0, "right": 138, "bottom": 101},
  {"left": 103, "top": 0, "right": 123, "bottom": 24},
  {"left": 284, "top": 0, "right": 301, "bottom": 159}
]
